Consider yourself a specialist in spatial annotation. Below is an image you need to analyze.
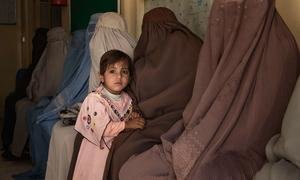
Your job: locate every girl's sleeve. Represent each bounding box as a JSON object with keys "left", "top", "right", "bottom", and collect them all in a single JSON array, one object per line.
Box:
[
  {"left": 103, "top": 121, "right": 126, "bottom": 137},
  {"left": 75, "top": 94, "right": 112, "bottom": 146}
]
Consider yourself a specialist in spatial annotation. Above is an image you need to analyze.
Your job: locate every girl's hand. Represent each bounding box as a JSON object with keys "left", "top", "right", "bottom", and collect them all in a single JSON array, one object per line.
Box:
[
  {"left": 125, "top": 116, "right": 145, "bottom": 129},
  {"left": 130, "top": 112, "right": 141, "bottom": 119}
]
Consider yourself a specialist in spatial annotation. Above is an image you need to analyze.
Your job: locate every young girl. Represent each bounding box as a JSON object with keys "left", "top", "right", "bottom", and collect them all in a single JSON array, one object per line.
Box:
[{"left": 73, "top": 50, "right": 145, "bottom": 180}]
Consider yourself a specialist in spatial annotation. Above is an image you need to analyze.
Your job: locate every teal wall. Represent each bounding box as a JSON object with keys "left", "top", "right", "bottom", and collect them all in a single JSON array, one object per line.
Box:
[{"left": 71, "top": 0, "right": 117, "bottom": 31}]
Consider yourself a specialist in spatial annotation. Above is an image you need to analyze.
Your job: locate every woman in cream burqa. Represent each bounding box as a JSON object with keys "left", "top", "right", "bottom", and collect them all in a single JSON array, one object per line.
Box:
[
  {"left": 102, "top": 7, "right": 203, "bottom": 180},
  {"left": 119, "top": 0, "right": 300, "bottom": 179}
]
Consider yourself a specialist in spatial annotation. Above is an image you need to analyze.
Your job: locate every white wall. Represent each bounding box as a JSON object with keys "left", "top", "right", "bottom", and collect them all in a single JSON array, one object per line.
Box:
[
  {"left": 120, "top": 0, "right": 144, "bottom": 39},
  {"left": 144, "top": 0, "right": 213, "bottom": 39},
  {"left": 276, "top": 0, "right": 300, "bottom": 47},
  {"left": 137, "top": 0, "right": 299, "bottom": 46}
]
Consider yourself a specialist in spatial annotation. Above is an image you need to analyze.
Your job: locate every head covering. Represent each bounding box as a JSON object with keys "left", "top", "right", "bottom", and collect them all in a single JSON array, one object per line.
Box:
[
  {"left": 88, "top": 12, "right": 136, "bottom": 92},
  {"left": 26, "top": 27, "right": 69, "bottom": 102},
  {"left": 103, "top": 7, "right": 202, "bottom": 180},
  {"left": 131, "top": 7, "right": 202, "bottom": 115}
]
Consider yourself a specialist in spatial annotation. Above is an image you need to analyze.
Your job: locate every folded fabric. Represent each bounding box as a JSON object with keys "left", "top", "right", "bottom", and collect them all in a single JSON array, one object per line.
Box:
[
  {"left": 270, "top": 77, "right": 300, "bottom": 167},
  {"left": 59, "top": 103, "right": 82, "bottom": 126},
  {"left": 253, "top": 159, "right": 300, "bottom": 180}
]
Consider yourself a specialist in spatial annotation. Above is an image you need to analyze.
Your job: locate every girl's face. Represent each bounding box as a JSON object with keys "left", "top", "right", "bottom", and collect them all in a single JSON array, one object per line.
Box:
[{"left": 100, "top": 60, "right": 130, "bottom": 94}]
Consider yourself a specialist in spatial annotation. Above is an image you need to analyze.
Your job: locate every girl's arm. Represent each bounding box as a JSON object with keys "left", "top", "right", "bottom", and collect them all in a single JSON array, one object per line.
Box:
[
  {"left": 103, "top": 111, "right": 145, "bottom": 137},
  {"left": 103, "top": 121, "right": 126, "bottom": 137}
]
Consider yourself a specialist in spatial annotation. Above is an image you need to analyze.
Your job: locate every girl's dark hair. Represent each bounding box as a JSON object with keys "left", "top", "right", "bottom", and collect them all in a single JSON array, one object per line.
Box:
[{"left": 99, "top": 49, "right": 133, "bottom": 76}]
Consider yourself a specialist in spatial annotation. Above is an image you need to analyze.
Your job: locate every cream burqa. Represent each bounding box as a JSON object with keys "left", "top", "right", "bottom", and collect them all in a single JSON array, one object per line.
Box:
[
  {"left": 11, "top": 27, "right": 68, "bottom": 156},
  {"left": 119, "top": 0, "right": 300, "bottom": 179},
  {"left": 26, "top": 27, "right": 69, "bottom": 101},
  {"left": 103, "top": 7, "right": 203, "bottom": 180},
  {"left": 88, "top": 12, "right": 136, "bottom": 92}
]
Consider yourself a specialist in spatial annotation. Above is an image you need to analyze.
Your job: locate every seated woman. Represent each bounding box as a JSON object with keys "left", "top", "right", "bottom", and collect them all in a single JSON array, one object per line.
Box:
[{"left": 101, "top": 7, "right": 203, "bottom": 180}]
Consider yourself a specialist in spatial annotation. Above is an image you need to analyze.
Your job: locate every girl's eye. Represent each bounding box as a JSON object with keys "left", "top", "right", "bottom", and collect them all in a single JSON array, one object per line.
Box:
[
  {"left": 109, "top": 70, "right": 115, "bottom": 73},
  {"left": 122, "top": 69, "right": 129, "bottom": 75}
]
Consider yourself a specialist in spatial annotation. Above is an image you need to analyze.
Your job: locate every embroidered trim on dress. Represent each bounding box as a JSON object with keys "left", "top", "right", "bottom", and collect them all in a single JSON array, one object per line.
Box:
[{"left": 100, "top": 94, "right": 132, "bottom": 121}]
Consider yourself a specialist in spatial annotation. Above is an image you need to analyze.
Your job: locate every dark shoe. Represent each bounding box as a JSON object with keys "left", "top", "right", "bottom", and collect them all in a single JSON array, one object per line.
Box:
[
  {"left": 12, "top": 169, "right": 45, "bottom": 180},
  {"left": 20, "top": 150, "right": 30, "bottom": 161},
  {"left": 12, "top": 169, "right": 34, "bottom": 178},
  {"left": 2, "top": 150, "right": 18, "bottom": 161}
]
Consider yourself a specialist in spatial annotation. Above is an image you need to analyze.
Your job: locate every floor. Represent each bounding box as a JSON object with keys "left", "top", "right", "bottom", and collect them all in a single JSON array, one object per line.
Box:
[
  {"left": 0, "top": 117, "right": 32, "bottom": 180},
  {"left": 0, "top": 155, "right": 32, "bottom": 180}
]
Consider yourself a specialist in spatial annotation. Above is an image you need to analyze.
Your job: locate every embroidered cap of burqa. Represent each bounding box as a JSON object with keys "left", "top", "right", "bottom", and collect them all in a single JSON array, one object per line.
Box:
[
  {"left": 118, "top": 0, "right": 300, "bottom": 179},
  {"left": 103, "top": 7, "right": 202, "bottom": 180}
]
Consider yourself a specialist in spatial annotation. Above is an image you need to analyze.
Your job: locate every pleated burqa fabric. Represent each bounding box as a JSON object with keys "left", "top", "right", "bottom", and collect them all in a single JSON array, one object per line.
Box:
[
  {"left": 103, "top": 7, "right": 203, "bottom": 180},
  {"left": 119, "top": 0, "right": 300, "bottom": 180},
  {"left": 88, "top": 12, "right": 137, "bottom": 92}
]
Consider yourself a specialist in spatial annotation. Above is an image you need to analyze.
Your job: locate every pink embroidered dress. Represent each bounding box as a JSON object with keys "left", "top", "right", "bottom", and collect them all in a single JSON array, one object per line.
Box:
[{"left": 73, "top": 85, "right": 132, "bottom": 180}]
